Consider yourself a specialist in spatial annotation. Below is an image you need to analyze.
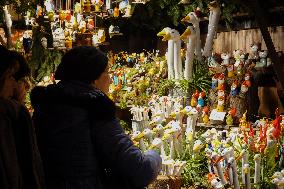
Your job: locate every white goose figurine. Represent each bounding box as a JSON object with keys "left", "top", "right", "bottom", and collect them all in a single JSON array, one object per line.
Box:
[
  {"left": 181, "top": 26, "right": 196, "bottom": 80},
  {"left": 181, "top": 11, "right": 202, "bottom": 61},
  {"left": 157, "top": 27, "right": 183, "bottom": 80}
]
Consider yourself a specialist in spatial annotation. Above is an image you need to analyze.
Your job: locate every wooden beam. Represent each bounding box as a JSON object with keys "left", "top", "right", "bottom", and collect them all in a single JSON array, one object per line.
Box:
[{"left": 246, "top": 0, "right": 284, "bottom": 89}]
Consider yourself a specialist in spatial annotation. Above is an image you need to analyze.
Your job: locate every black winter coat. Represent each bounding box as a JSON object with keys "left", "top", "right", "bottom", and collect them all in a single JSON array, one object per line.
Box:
[
  {"left": 0, "top": 98, "right": 45, "bottom": 189},
  {"left": 31, "top": 81, "right": 161, "bottom": 189}
]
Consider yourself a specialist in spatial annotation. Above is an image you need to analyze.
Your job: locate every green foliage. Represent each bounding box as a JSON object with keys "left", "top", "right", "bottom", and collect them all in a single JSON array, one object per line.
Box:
[
  {"left": 29, "top": 26, "right": 63, "bottom": 82},
  {"left": 157, "top": 79, "right": 176, "bottom": 96},
  {"left": 181, "top": 132, "right": 209, "bottom": 187}
]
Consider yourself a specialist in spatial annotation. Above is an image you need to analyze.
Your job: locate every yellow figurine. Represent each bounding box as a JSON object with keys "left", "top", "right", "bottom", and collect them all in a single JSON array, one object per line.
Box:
[
  {"left": 216, "top": 96, "right": 225, "bottom": 112},
  {"left": 202, "top": 106, "right": 210, "bottom": 124}
]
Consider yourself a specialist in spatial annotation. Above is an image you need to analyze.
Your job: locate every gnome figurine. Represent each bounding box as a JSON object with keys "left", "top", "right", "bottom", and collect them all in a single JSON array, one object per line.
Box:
[{"left": 230, "top": 80, "right": 239, "bottom": 97}]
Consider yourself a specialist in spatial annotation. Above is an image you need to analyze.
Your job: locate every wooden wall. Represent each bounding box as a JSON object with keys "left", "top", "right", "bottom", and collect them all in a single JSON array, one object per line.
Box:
[{"left": 213, "top": 26, "right": 284, "bottom": 53}]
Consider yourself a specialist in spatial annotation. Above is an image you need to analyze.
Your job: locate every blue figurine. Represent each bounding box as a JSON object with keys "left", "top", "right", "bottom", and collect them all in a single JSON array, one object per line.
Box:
[
  {"left": 212, "top": 75, "right": 218, "bottom": 90},
  {"left": 230, "top": 81, "right": 239, "bottom": 97}
]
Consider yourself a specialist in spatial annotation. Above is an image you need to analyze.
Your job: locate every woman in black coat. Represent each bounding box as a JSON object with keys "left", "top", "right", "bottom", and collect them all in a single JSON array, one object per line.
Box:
[
  {"left": 0, "top": 46, "right": 45, "bottom": 189},
  {"left": 31, "top": 46, "right": 162, "bottom": 189}
]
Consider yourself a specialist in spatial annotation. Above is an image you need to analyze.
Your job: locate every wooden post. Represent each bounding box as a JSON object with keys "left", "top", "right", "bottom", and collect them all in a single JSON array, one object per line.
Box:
[{"left": 246, "top": 0, "right": 284, "bottom": 89}]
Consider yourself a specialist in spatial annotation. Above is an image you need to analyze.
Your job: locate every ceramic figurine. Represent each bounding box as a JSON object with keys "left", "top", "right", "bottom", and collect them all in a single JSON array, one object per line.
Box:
[
  {"left": 191, "top": 90, "right": 199, "bottom": 107},
  {"left": 23, "top": 30, "right": 33, "bottom": 53},
  {"left": 227, "top": 64, "right": 234, "bottom": 78},
  {"left": 114, "top": 7, "right": 119, "bottom": 17},
  {"left": 249, "top": 43, "right": 259, "bottom": 61},
  {"left": 233, "top": 49, "right": 241, "bottom": 67},
  {"left": 221, "top": 52, "right": 230, "bottom": 66},
  {"left": 78, "top": 20, "right": 86, "bottom": 33},
  {"left": 216, "top": 96, "right": 225, "bottom": 112},
  {"left": 256, "top": 50, "right": 267, "bottom": 68},
  {"left": 240, "top": 52, "right": 246, "bottom": 65},
  {"left": 41, "top": 37, "right": 47, "bottom": 49},
  {"left": 217, "top": 73, "right": 225, "bottom": 90},
  {"left": 202, "top": 106, "right": 210, "bottom": 124},
  {"left": 198, "top": 92, "right": 205, "bottom": 107},
  {"left": 226, "top": 108, "right": 236, "bottom": 125},
  {"left": 230, "top": 80, "right": 238, "bottom": 97},
  {"left": 236, "top": 62, "right": 244, "bottom": 76},
  {"left": 52, "top": 28, "right": 65, "bottom": 48},
  {"left": 240, "top": 82, "right": 249, "bottom": 94},
  {"left": 87, "top": 18, "right": 94, "bottom": 31},
  {"left": 212, "top": 74, "right": 218, "bottom": 90},
  {"left": 244, "top": 73, "right": 251, "bottom": 87}
]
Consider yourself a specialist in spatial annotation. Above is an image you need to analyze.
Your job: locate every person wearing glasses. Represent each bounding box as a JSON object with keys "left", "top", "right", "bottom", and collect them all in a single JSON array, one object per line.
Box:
[{"left": 0, "top": 46, "right": 45, "bottom": 189}]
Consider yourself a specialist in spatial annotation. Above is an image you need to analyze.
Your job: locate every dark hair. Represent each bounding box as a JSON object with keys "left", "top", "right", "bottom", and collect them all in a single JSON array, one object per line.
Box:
[
  {"left": 0, "top": 45, "right": 19, "bottom": 91},
  {"left": 55, "top": 46, "right": 108, "bottom": 83},
  {"left": 9, "top": 51, "right": 31, "bottom": 81},
  {"left": 0, "top": 45, "right": 13, "bottom": 77}
]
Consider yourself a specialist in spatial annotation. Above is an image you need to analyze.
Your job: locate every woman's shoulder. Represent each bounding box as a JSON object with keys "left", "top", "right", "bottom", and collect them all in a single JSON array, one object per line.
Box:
[{"left": 0, "top": 98, "right": 20, "bottom": 119}]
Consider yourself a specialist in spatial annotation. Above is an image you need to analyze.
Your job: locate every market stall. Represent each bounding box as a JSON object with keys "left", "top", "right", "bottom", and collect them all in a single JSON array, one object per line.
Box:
[{"left": 1, "top": 0, "right": 284, "bottom": 188}]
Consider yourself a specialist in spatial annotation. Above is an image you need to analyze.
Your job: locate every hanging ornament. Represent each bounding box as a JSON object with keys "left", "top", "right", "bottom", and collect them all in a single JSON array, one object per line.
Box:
[
  {"left": 84, "top": 0, "right": 91, "bottom": 13},
  {"left": 59, "top": 10, "right": 66, "bottom": 22},
  {"left": 65, "top": 10, "right": 71, "bottom": 22},
  {"left": 48, "top": 11, "right": 55, "bottom": 21},
  {"left": 36, "top": 5, "right": 43, "bottom": 18},
  {"left": 113, "top": 7, "right": 119, "bottom": 17},
  {"left": 74, "top": 2, "right": 82, "bottom": 13},
  {"left": 87, "top": 18, "right": 94, "bottom": 31}
]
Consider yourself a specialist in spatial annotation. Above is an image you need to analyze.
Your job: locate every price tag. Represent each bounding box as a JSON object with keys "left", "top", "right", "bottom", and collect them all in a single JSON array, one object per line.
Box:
[{"left": 209, "top": 109, "right": 226, "bottom": 121}]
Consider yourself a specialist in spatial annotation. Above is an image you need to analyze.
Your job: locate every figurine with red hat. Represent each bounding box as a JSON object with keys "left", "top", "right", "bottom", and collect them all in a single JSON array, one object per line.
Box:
[
  {"left": 226, "top": 107, "right": 236, "bottom": 125},
  {"left": 216, "top": 96, "right": 225, "bottom": 112},
  {"left": 198, "top": 91, "right": 206, "bottom": 107},
  {"left": 217, "top": 73, "right": 225, "bottom": 90},
  {"left": 191, "top": 90, "right": 199, "bottom": 107},
  {"left": 240, "top": 81, "right": 249, "bottom": 97},
  {"left": 230, "top": 80, "right": 239, "bottom": 97},
  {"left": 202, "top": 106, "right": 210, "bottom": 124},
  {"left": 227, "top": 63, "right": 234, "bottom": 78}
]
